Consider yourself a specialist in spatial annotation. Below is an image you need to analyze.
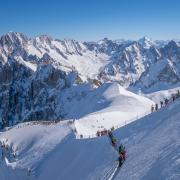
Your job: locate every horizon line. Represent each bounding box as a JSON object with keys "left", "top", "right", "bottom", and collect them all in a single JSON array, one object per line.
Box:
[{"left": 0, "top": 31, "right": 179, "bottom": 42}]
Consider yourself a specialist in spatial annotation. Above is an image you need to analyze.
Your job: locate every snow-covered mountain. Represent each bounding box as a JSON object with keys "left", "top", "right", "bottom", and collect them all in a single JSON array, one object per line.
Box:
[
  {"left": 1, "top": 32, "right": 180, "bottom": 126},
  {"left": 0, "top": 30, "right": 180, "bottom": 180},
  {"left": 0, "top": 83, "right": 179, "bottom": 180}
]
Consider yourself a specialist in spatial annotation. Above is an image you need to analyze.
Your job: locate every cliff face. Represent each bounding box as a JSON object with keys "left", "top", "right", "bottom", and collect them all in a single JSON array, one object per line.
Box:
[{"left": 0, "top": 59, "right": 77, "bottom": 126}]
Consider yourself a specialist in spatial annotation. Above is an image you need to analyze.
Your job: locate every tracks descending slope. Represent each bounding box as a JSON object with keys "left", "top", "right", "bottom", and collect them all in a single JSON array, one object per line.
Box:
[{"left": 100, "top": 161, "right": 119, "bottom": 180}]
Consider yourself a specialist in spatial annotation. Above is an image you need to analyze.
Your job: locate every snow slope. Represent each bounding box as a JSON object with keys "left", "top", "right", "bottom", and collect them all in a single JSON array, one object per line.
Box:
[
  {"left": 114, "top": 98, "right": 180, "bottom": 180},
  {"left": 0, "top": 85, "right": 179, "bottom": 180},
  {"left": 0, "top": 121, "right": 117, "bottom": 180},
  {"left": 145, "top": 87, "right": 180, "bottom": 103},
  {"left": 0, "top": 82, "right": 154, "bottom": 180},
  {"left": 0, "top": 122, "right": 71, "bottom": 167},
  {"left": 75, "top": 83, "right": 153, "bottom": 137}
]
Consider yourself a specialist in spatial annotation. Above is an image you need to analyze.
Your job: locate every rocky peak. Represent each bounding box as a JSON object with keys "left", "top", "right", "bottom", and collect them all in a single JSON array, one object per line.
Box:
[
  {"left": 138, "top": 36, "right": 154, "bottom": 49},
  {"left": 34, "top": 35, "right": 53, "bottom": 45},
  {"left": 0, "top": 32, "right": 28, "bottom": 49},
  {"left": 60, "top": 39, "right": 86, "bottom": 55},
  {"left": 97, "top": 37, "right": 110, "bottom": 45},
  {"left": 164, "top": 40, "right": 178, "bottom": 49},
  {"left": 161, "top": 40, "right": 180, "bottom": 57}
]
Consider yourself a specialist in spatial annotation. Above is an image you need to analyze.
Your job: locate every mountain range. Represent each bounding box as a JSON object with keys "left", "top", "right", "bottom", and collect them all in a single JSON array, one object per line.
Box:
[{"left": 0, "top": 32, "right": 180, "bottom": 126}]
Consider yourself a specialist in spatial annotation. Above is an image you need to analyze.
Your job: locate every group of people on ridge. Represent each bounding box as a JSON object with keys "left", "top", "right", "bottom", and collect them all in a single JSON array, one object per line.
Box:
[
  {"left": 151, "top": 90, "right": 180, "bottom": 113},
  {"left": 108, "top": 130, "right": 126, "bottom": 167},
  {"left": 96, "top": 126, "right": 115, "bottom": 137}
]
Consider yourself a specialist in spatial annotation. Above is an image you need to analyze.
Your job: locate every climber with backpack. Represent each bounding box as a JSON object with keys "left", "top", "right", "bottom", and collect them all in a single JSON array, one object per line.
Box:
[
  {"left": 172, "top": 94, "right": 176, "bottom": 101},
  {"left": 108, "top": 130, "right": 113, "bottom": 139},
  {"left": 118, "top": 144, "right": 126, "bottom": 161},
  {"left": 151, "top": 105, "right": 154, "bottom": 113},
  {"left": 108, "top": 130, "right": 116, "bottom": 147},
  {"left": 160, "top": 101, "right": 163, "bottom": 108},
  {"left": 155, "top": 104, "right": 158, "bottom": 111},
  {"left": 111, "top": 136, "right": 117, "bottom": 147},
  {"left": 118, "top": 153, "right": 124, "bottom": 167},
  {"left": 176, "top": 90, "right": 180, "bottom": 98},
  {"left": 165, "top": 98, "right": 169, "bottom": 106},
  {"left": 96, "top": 130, "right": 100, "bottom": 137}
]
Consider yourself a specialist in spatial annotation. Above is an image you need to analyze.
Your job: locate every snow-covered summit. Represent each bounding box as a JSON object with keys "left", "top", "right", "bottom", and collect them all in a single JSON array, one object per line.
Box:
[{"left": 138, "top": 36, "right": 154, "bottom": 49}]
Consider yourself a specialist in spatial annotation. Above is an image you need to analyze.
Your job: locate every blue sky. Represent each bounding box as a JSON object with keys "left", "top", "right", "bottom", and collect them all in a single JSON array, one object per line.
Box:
[{"left": 0, "top": 0, "right": 180, "bottom": 40}]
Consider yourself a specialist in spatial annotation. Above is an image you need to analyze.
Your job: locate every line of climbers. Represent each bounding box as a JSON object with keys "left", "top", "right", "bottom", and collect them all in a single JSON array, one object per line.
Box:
[
  {"left": 77, "top": 126, "right": 115, "bottom": 139},
  {"left": 96, "top": 126, "right": 115, "bottom": 137},
  {"left": 78, "top": 90, "right": 180, "bottom": 139},
  {"left": 108, "top": 130, "right": 126, "bottom": 168},
  {"left": 151, "top": 90, "right": 180, "bottom": 113}
]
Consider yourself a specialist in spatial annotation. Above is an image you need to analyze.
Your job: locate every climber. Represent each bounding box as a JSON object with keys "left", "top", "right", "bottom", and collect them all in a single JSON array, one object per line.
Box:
[
  {"left": 118, "top": 153, "right": 124, "bottom": 167},
  {"left": 101, "top": 131, "right": 104, "bottom": 136},
  {"left": 160, "top": 101, "right": 163, "bottom": 108},
  {"left": 151, "top": 105, "right": 154, "bottom": 113},
  {"left": 165, "top": 98, "right": 169, "bottom": 106},
  {"left": 118, "top": 144, "right": 124, "bottom": 152},
  {"left": 102, "top": 129, "right": 107, "bottom": 135},
  {"left": 111, "top": 137, "right": 117, "bottom": 147},
  {"left": 172, "top": 94, "right": 176, "bottom": 101},
  {"left": 108, "top": 130, "right": 113, "bottom": 139},
  {"left": 118, "top": 144, "right": 126, "bottom": 161},
  {"left": 80, "top": 134, "right": 83, "bottom": 138},
  {"left": 27, "top": 168, "right": 31, "bottom": 176},
  {"left": 104, "top": 129, "right": 108, "bottom": 135},
  {"left": 155, "top": 104, "right": 158, "bottom": 111},
  {"left": 111, "top": 126, "right": 115, "bottom": 131},
  {"left": 97, "top": 130, "right": 100, "bottom": 137},
  {"left": 74, "top": 128, "right": 77, "bottom": 133},
  {"left": 176, "top": 90, "right": 180, "bottom": 98}
]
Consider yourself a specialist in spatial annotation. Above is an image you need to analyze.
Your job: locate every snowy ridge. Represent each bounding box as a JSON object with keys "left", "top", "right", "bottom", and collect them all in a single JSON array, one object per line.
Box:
[
  {"left": 74, "top": 83, "right": 153, "bottom": 137},
  {"left": 0, "top": 95, "right": 180, "bottom": 179}
]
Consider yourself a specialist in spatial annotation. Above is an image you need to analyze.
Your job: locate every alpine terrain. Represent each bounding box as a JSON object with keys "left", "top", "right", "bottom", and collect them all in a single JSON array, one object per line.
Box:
[{"left": 0, "top": 32, "right": 180, "bottom": 180}]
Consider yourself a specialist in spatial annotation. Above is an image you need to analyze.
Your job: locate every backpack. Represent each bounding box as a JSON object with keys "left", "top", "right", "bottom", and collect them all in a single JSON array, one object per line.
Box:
[{"left": 119, "top": 144, "right": 125, "bottom": 152}]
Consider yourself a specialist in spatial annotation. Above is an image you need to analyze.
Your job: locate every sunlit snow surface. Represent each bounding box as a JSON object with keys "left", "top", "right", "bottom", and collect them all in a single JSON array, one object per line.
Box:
[
  {"left": 0, "top": 84, "right": 180, "bottom": 180},
  {"left": 75, "top": 83, "right": 153, "bottom": 137}
]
